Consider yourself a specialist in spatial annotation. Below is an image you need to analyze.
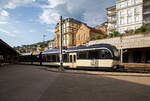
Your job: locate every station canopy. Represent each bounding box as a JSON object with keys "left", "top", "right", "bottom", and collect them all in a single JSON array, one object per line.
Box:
[{"left": 0, "top": 39, "right": 18, "bottom": 56}]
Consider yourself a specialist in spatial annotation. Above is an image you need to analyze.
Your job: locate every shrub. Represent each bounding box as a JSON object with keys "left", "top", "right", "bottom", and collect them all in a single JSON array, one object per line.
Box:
[
  {"left": 140, "top": 26, "right": 148, "bottom": 32},
  {"left": 135, "top": 26, "right": 149, "bottom": 34}
]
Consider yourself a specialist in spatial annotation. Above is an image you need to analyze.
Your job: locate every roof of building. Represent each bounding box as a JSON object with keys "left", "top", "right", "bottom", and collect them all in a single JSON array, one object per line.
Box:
[
  {"left": 106, "top": 5, "right": 116, "bottom": 11},
  {"left": 84, "top": 24, "right": 104, "bottom": 34},
  {"left": 55, "top": 18, "right": 86, "bottom": 26}
]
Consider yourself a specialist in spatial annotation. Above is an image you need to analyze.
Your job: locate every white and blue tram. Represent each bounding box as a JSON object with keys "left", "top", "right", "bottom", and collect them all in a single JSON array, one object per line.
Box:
[{"left": 19, "top": 44, "right": 122, "bottom": 70}]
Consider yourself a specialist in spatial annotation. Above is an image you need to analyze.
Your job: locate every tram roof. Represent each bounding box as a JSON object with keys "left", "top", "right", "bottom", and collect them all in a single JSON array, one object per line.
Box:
[
  {"left": 66, "top": 44, "right": 115, "bottom": 53},
  {"left": 42, "top": 44, "right": 116, "bottom": 54},
  {"left": 21, "top": 44, "right": 117, "bottom": 56}
]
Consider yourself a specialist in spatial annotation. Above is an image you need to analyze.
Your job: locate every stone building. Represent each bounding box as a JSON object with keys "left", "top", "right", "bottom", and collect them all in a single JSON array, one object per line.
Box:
[
  {"left": 95, "top": 22, "right": 108, "bottom": 35},
  {"left": 76, "top": 24, "right": 104, "bottom": 46},
  {"left": 48, "top": 40, "right": 55, "bottom": 49},
  {"left": 54, "top": 18, "right": 85, "bottom": 48}
]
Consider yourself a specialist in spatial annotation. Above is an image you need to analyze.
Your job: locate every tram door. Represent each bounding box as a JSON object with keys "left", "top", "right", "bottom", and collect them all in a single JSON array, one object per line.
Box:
[{"left": 69, "top": 53, "right": 77, "bottom": 68}]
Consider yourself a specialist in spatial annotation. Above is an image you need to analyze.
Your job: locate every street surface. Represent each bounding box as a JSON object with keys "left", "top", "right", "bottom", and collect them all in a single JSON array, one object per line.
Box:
[{"left": 0, "top": 65, "right": 150, "bottom": 101}]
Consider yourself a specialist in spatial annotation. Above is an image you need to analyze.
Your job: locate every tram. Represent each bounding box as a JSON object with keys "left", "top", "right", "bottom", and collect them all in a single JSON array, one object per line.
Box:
[{"left": 19, "top": 44, "right": 122, "bottom": 70}]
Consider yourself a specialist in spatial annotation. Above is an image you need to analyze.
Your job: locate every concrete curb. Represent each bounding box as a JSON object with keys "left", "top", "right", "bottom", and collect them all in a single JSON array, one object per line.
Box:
[{"left": 46, "top": 67, "right": 150, "bottom": 77}]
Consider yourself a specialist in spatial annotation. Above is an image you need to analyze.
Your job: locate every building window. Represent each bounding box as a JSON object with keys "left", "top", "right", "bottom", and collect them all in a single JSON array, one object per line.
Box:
[
  {"left": 64, "top": 28, "right": 66, "bottom": 33},
  {"left": 67, "top": 34, "right": 69, "bottom": 45},
  {"left": 66, "top": 28, "right": 69, "bottom": 32},
  {"left": 66, "top": 22, "right": 69, "bottom": 27},
  {"left": 78, "top": 34, "right": 81, "bottom": 40},
  {"left": 63, "top": 23, "right": 66, "bottom": 28},
  {"left": 127, "top": 17, "right": 132, "bottom": 24},
  {"left": 135, "top": 16, "right": 139, "bottom": 22},
  {"left": 127, "top": 0, "right": 131, "bottom": 6},
  {"left": 84, "top": 33, "right": 87, "bottom": 40},
  {"left": 127, "top": 9, "right": 132, "bottom": 16},
  {"left": 120, "top": 19, "right": 124, "bottom": 25},
  {"left": 135, "top": 0, "right": 140, "bottom": 4}
]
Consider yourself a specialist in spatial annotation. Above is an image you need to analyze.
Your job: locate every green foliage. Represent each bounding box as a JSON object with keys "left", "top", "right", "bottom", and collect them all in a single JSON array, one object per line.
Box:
[
  {"left": 113, "top": 31, "right": 120, "bottom": 36},
  {"left": 95, "top": 35, "right": 105, "bottom": 40},
  {"left": 109, "top": 31, "right": 121, "bottom": 37},
  {"left": 135, "top": 26, "right": 149, "bottom": 34},
  {"left": 125, "top": 29, "right": 134, "bottom": 34},
  {"left": 140, "top": 26, "right": 148, "bottom": 32}
]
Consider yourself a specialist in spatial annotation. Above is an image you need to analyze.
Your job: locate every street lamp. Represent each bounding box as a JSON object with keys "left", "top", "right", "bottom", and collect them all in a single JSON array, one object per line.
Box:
[{"left": 120, "top": 35, "right": 123, "bottom": 64}]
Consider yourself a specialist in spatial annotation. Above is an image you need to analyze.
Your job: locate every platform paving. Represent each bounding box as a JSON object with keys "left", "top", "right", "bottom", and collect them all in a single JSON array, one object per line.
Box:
[{"left": 0, "top": 64, "right": 150, "bottom": 101}]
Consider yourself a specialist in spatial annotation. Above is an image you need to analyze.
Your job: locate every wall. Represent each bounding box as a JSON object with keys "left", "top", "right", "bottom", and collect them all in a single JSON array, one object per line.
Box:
[{"left": 88, "top": 33, "right": 150, "bottom": 49}]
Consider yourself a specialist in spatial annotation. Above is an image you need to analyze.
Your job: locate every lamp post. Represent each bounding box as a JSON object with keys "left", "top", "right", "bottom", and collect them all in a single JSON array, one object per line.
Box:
[
  {"left": 59, "top": 16, "right": 64, "bottom": 71},
  {"left": 120, "top": 35, "right": 123, "bottom": 64}
]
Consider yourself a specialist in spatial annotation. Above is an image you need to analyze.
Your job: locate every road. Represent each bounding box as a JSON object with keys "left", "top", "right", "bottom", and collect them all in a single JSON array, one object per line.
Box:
[{"left": 0, "top": 65, "right": 150, "bottom": 101}]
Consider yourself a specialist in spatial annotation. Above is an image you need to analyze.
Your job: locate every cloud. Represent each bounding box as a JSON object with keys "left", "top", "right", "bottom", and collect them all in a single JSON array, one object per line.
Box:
[
  {"left": 39, "top": 0, "right": 116, "bottom": 26},
  {"left": 0, "top": 21, "right": 8, "bottom": 24},
  {"left": 40, "top": 9, "right": 60, "bottom": 25},
  {"left": 0, "top": 28, "right": 16, "bottom": 37},
  {"left": 47, "top": 0, "right": 66, "bottom": 8},
  {"left": 0, "top": 10, "right": 9, "bottom": 23},
  {"left": 0, "top": 0, "right": 36, "bottom": 9},
  {"left": 29, "top": 29, "right": 36, "bottom": 33},
  {"left": 0, "top": 10, "right": 9, "bottom": 16}
]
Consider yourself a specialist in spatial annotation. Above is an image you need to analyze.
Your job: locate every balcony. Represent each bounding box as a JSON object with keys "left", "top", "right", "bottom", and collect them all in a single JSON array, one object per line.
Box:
[
  {"left": 107, "top": 12, "right": 116, "bottom": 17},
  {"left": 109, "top": 20, "right": 117, "bottom": 24},
  {"left": 144, "top": 17, "right": 150, "bottom": 24},
  {"left": 144, "top": 11, "right": 150, "bottom": 15},
  {"left": 108, "top": 27, "right": 116, "bottom": 32},
  {"left": 144, "top": 1, "right": 150, "bottom": 8}
]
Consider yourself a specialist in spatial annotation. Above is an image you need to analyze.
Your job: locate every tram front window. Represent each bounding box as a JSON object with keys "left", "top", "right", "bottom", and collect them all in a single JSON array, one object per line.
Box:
[{"left": 101, "top": 49, "right": 112, "bottom": 59}]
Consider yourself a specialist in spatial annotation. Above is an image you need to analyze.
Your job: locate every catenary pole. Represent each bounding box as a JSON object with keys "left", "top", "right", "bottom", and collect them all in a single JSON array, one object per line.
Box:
[
  {"left": 59, "top": 16, "right": 64, "bottom": 71},
  {"left": 120, "top": 36, "right": 123, "bottom": 64}
]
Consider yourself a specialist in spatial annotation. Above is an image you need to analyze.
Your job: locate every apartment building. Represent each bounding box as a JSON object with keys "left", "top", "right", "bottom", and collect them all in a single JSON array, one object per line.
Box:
[
  {"left": 116, "top": 0, "right": 144, "bottom": 33},
  {"left": 107, "top": 0, "right": 150, "bottom": 34},
  {"left": 143, "top": 0, "right": 150, "bottom": 25},
  {"left": 76, "top": 24, "right": 104, "bottom": 46},
  {"left": 54, "top": 18, "right": 84, "bottom": 48},
  {"left": 107, "top": 6, "right": 117, "bottom": 34}
]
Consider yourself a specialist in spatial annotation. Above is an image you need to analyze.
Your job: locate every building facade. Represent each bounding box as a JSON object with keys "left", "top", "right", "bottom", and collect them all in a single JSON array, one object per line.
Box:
[
  {"left": 116, "top": 0, "right": 143, "bottom": 33},
  {"left": 107, "top": 6, "right": 117, "bottom": 34},
  {"left": 107, "top": 0, "right": 150, "bottom": 34},
  {"left": 76, "top": 24, "right": 104, "bottom": 46},
  {"left": 48, "top": 40, "right": 55, "bottom": 49},
  {"left": 95, "top": 22, "right": 108, "bottom": 35},
  {"left": 54, "top": 18, "right": 84, "bottom": 48}
]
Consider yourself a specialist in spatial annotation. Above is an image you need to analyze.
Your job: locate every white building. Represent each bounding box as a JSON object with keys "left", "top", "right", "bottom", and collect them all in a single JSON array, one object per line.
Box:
[{"left": 107, "top": 0, "right": 150, "bottom": 34}]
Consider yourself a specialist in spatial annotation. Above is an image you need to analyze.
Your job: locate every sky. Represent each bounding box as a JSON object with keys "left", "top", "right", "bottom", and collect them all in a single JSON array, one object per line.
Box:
[{"left": 0, "top": 0, "right": 116, "bottom": 47}]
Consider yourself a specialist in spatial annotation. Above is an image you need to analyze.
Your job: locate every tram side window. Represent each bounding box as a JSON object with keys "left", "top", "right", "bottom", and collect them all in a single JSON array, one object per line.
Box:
[
  {"left": 77, "top": 52, "right": 88, "bottom": 59},
  {"left": 70, "top": 55, "right": 72, "bottom": 62},
  {"left": 74, "top": 55, "right": 76, "bottom": 62},
  {"left": 56, "top": 54, "right": 60, "bottom": 62},
  {"left": 101, "top": 50, "right": 112, "bottom": 59},
  {"left": 42, "top": 55, "right": 46, "bottom": 62},
  {"left": 63, "top": 54, "right": 68, "bottom": 62},
  {"left": 52, "top": 55, "right": 56, "bottom": 62},
  {"left": 88, "top": 51, "right": 99, "bottom": 59}
]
